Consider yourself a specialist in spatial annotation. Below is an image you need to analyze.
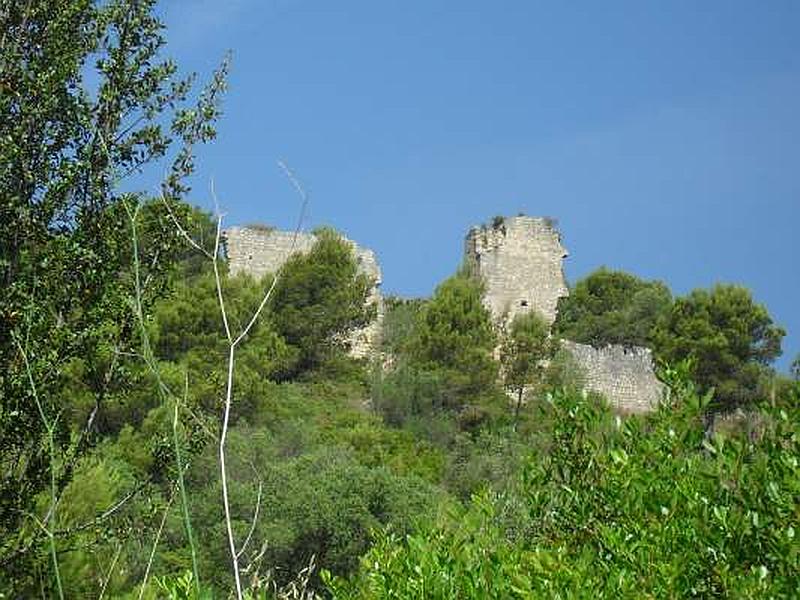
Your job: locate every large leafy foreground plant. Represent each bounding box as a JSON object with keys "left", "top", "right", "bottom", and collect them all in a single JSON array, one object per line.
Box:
[
  {"left": 327, "top": 371, "right": 800, "bottom": 598},
  {"left": 1, "top": 0, "right": 227, "bottom": 594}
]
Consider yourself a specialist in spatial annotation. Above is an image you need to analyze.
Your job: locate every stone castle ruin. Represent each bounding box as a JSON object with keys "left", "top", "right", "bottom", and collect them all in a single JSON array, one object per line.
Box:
[
  {"left": 464, "top": 216, "right": 568, "bottom": 328},
  {"left": 561, "top": 340, "right": 662, "bottom": 414},
  {"left": 464, "top": 215, "right": 662, "bottom": 413},
  {"left": 224, "top": 215, "right": 662, "bottom": 413},
  {"left": 224, "top": 226, "right": 384, "bottom": 358}
]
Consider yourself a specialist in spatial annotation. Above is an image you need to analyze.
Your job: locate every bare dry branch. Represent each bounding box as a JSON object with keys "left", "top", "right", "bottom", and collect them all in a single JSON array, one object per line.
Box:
[
  {"left": 212, "top": 212, "right": 233, "bottom": 343},
  {"left": 234, "top": 160, "right": 309, "bottom": 345},
  {"left": 53, "top": 483, "right": 144, "bottom": 537},
  {"left": 160, "top": 162, "right": 310, "bottom": 599},
  {"left": 160, "top": 192, "right": 213, "bottom": 259},
  {"left": 98, "top": 543, "right": 123, "bottom": 600},
  {"left": 237, "top": 467, "right": 263, "bottom": 560},
  {"left": 216, "top": 162, "right": 310, "bottom": 599},
  {"left": 137, "top": 486, "right": 177, "bottom": 600}
]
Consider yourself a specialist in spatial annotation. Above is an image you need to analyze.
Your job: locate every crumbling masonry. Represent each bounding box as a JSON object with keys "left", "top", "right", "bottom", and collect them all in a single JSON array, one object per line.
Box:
[
  {"left": 224, "top": 216, "right": 662, "bottom": 412},
  {"left": 561, "top": 340, "right": 662, "bottom": 414},
  {"left": 224, "top": 226, "right": 383, "bottom": 358},
  {"left": 464, "top": 216, "right": 568, "bottom": 328},
  {"left": 464, "top": 215, "right": 662, "bottom": 413}
]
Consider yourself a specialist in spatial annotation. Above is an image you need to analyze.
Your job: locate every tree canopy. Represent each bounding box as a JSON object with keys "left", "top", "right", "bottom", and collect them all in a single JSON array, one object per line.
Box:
[
  {"left": 554, "top": 267, "right": 672, "bottom": 347},
  {"left": 0, "top": 0, "right": 226, "bottom": 587},
  {"left": 500, "top": 311, "right": 556, "bottom": 427},
  {"left": 269, "top": 228, "right": 376, "bottom": 377},
  {"left": 652, "top": 284, "right": 785, "bottom": 409},
  {"left": 406, "top": 272, "right": 498, "bottom": 402}
]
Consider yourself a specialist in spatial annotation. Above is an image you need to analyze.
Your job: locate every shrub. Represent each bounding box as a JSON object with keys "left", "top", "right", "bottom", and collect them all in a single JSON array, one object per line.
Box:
[{"left": 330, "top": 377, "right": 800, "bottom": 598}]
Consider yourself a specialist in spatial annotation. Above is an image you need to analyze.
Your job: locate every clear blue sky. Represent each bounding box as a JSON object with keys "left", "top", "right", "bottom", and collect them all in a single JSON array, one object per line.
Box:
[{"left": 157, "top": 1, "right": 799, "bottom": 371}]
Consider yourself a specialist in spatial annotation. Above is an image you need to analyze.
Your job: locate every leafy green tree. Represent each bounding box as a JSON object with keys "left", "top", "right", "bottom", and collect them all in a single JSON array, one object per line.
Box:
[
  {"left": 373, "top": 274, "right": 500, "bottom": 446},
  {"left": 542, "top": 346, "right": 586, "bottom": 394},
  {"left": 324, "top": 493, "right": 535, "bottom": 599},
  {"left": 406, "top": 273, "right": 497, "bottom": 404},
  {"left": 500, "top": 312, "right": 556, "bottom": 428},
  {"left": 652, "top": 284, "right": 785, "bottom": 409},
  {"left": 555, "top": 267, "right": 672, "bottom": 347},
  {"left": 0, "top": 0, "right": 226, "bottom": 587},
  {"left": 379, "top": 296, "right": 426, "bottom": 356},
  {"left": 270, "top": 228, "right": 375, "bottom": 377},
  {"left": 166, "top": 405, "right": 438, "bottom": 592},
  {"left": 791, "top": 354, "right": 800, "bottom": 382},
  {"left": 151, "top": 270, "right": 295, "bottom": 422}
]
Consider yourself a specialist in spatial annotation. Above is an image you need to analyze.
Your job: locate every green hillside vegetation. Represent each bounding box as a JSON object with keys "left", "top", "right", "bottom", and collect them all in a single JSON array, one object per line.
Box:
[
  {"left": 2, "top": 3, "right": 798, "bottom": 598},
  {"left": 4, "top": 208, "right": 797, "bottom": 597}
]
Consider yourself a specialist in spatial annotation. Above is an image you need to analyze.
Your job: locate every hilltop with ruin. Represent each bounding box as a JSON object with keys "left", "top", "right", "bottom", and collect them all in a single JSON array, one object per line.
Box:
[{"left": 224, "top": 215, "right": 663, "bottom": 413}]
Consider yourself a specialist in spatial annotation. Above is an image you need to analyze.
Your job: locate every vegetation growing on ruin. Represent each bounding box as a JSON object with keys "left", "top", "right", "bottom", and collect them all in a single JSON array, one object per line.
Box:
[
  {"left": 554, "top": 267, "right": 673, "bottom": 347},
  {"left": 556, "top": 268, "right": 786, "bottom": 410}
]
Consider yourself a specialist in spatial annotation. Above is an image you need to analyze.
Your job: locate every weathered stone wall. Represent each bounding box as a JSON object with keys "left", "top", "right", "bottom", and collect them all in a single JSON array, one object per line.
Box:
[
  {"left": 224, "top": 226, "right": 383, "bottom": 358},
  {"left": 562, "top": 340, "right": 663, "bottom": 413},
  {"left": 463, "top": 215, "right": 662, "bottom": 413},
  {"left": 226, "top": 227, "right": 317, "bottom": 279},
  {"left": 225, "top": 217, "right": 664, "bottom": 411},
  {"left": 464, "top": 216, "right": 568, "bottom": 327}
]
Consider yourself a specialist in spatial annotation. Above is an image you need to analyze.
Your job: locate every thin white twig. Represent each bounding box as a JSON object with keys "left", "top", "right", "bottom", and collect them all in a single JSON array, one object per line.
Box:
[
  {"left": 210, "top": 178, "right": 221, "bottom": 216},
  {"left": 160, "top": 193, "right": 213, "bottom": 259},
  {"left": 219, "top": 344, "right": 241, "bottom": 597},
  {"left": 213, "top": 212, "right": 233, "bottom": 343},
  {"left": 241, "top": 539, "right": 270, "bottom": 575},
  {"left": 237, "top": 473, "right": 263, "bottom": 559},
  {"left": 54, "top": 484, "right": 142, "bottom": 536},
  {"left": 98, "top": 543, "right": 123, "bottom": 600},
  {"left": 162, "top": 164, "right": 310, "bottom": 599},
  {"left": 233, "top": 161, "right": 309, "bottom": 345},
  {"left": 234, "top": 263, "right": 281, "bottom": 346},
  {"left": 216, "top": 162, "right": 310, "bottom": 600},
  {"left": 137, "top": 487, "right": 177, "bottom": 600}
]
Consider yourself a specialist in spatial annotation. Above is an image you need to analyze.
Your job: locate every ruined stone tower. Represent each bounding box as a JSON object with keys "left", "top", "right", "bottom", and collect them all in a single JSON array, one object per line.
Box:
[
  {"left": 224, "top": 217, "right": 662, "bottom": 412},
  {"left": 464, "top": 215, "right": 662, "bottom": 413},
  {"left": 224, "top": 226, "right": 384, "bottom": 358},
  {"left": 464, "top": 216, "right": 569, "bottom": 327}
]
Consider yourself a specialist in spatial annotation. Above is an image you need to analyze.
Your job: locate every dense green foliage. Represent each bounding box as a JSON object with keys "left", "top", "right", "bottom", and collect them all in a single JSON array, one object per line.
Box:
[
  {"left": 270, "top": 228, "right": 376, "bottom": 378},
  {"left": 379, "top": 296, "right": 426, "bottom": 357},
  {"left": 554, "top": 267, "right": 672, "bottom": 347},
  {"left": 405, "top": 272, "right": 497, "bottom": 397},
  {"left": 501, "top": 312, "right": 557, "bottom": 427},
  {"left": 652, "top": 284, "right": 785, "bottom": 409},
  {"left": 557, "top": 269, "right": 786, "bottom": 410},
  {"left": 374, "top": 274, "right": 500, "bottom": 428},
  {"left": 328, "top": 373, "right": 800, "bottom": 598},
  {"left": 0, "top": 0, "right": 226, "bottom": 588}
]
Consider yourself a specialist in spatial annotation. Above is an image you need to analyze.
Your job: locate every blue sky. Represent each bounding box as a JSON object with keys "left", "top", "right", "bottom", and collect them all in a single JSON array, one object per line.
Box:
[{"left": 157, "top": 1, "right": 799, "bottom": 370}]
